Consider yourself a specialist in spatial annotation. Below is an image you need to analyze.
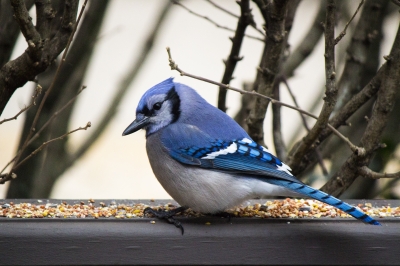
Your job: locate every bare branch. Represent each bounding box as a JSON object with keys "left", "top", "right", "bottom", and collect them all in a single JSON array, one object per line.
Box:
[
  {"left": 69, "top": 1, "right": 174, "bottom": 165},
  {"left": 334, "top": 0, "right": 365, "bottom": 45},
  {"left": 0, "top": 0, "right": 79, "bottom": 115},
  {"left": 0, "top": 86, "right": 86, "bottom": 176},
  {"left": 0, "top": 84, "right": 42, "bottom": 125},
  {"left": 10, "top": 0, "right": 42, "bottom": 59},
  {"left": 35, "top": 0, "right": 56, "bottom": 40},
  {"left": 166, "top": 47, "right": 362, "bottom": 155},
  {"left": 321, "top": 21, "right": 400, "bottom": 196},
  {"left": 334, "top": 0, "right": 388, "bottom": 113},
  {"left": 172, "top": 0, "right": 263, "bottom": 41},
  {"left": 7, "top": 1, "right": 87, "bottom": 179},
  {"left": 281, "top": 1, "right": 326, "bottom": 78},
  {"left": 272, "top": 81, "right": 286, "bottom": 159},
  {"left": 286, "top": 0, "right": 338, "bottom": 169},
  {"left": 246, "top": 0, "right": 291, "bottom": 146},
  {"left": 13, "top": 122, "right": 91, "bottom": 171},
  {"left": 282, "top": 79, "right": 328, "bottom": 175},
  {"left": 0, "top": 173, "right": 17, "bottom": 185},
  {"left": 359, "top": 166, "right": 400, "bottom": 179},
  {"left": 283, "top": 64, "right": 385, "bottom": 176},
  {"left": 218, "top": 0, "right": 253, "bottom": 112},
  {"left": 205, "top": 0, "right": 265, "bottom": 36},
  {"left": 0, "top": 0, "right": 34, "bottom": 67}
]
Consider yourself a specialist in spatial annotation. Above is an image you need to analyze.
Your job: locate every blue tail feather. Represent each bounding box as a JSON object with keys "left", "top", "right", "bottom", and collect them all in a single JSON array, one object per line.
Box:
[{"left": 267, "top": 179, "right": 381, "bottom": 225}]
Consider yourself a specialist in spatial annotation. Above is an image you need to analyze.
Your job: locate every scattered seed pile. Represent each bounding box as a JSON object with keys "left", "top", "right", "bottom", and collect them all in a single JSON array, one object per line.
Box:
[{"left": 1, "top": 198, "right": 399, "bottom": 220}]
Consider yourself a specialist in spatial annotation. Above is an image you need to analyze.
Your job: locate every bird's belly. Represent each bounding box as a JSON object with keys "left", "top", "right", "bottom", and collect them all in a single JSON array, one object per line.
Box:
[
  {"left": 146, "top": 134, "right": 297, "bottom": 213},
  {"left": 150, "top": 159, "right": 252, "bottom": 213}
]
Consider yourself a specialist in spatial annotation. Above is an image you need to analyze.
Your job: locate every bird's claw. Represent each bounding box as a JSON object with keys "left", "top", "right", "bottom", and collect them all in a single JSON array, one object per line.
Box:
[{"left": 144, "top": 206, "right": 187, "bottom": 235}]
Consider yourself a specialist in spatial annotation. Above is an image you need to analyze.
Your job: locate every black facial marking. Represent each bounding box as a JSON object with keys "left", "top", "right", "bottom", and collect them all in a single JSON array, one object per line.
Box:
[
  {"left": 167, "top": 86, "right": 180, "bottom": 123},
  {"left": 142, "top": 105, "right": 150, "bottom": 116}
]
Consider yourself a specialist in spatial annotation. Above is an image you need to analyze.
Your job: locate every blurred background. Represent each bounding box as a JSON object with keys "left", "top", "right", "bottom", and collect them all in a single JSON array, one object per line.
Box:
[{"left": 0, "top": 0, "right": 399, "bottom": 199}]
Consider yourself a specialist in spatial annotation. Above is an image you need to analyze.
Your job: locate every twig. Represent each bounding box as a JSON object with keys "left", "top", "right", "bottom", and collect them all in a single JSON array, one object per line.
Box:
[
  {"left": 0, "top": 173, "right": 17, "bottom": 185},
  {"left": 359, "top": 166, "right": 400, "bottom": 179},
  {"left": 0, "top": 84, "right": 42, "bottom": 125},
  {"left": 205, "top": 0, "right": 239, "bottom": 18},
  {"left": 286, "top": 0, "right": 339, "bottom": 169},
  {"left": 67, "top": 1, "right": 174, "bottom": 167},
  {"left": 334, "top": 0, "right": 364, "bottom": 45},
  {"left": 7, "top": 0, "right": 88, "bottom": 179},
  {"left": 12, "top": 122, "right": 91, "bottom": 171},
  {"left": 172, "top": 0, "right": 263, "bottom": 41},
  {"left": 282, "top": 79, "right": 328, "bottom": 175},
  {"left": 271, "top": 81, "right": 286, "bottom": 159},
  {"left": 10, "top": 0, "right": 42, "bottom": 60},
  {"left": 281, "top": 1, "right": 326, "bottom": 78},
  {"left": 321, "top": 20, "right": 400, "bottom": 196},
  {"left": 166, "top": 47, "right": 364, "bottom": 155},
  {"left": 246, "top": 0, "right": 289, "bottom": 145},
  {"left": 333, "top": 0, "right": 387, "bottom": 114},
  {"left": 0, "top": 86, "right": 87, "bottom": 175},
  {"left": 218, "top": 0, "right": 253, "bottom": 112},
  {"left": 205, "top": 0, "right": 265, "bottom": 36}
]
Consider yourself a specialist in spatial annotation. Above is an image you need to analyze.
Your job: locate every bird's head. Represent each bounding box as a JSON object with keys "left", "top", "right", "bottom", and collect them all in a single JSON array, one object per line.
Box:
[{"left": 122, "top": 78, "right": 181, "bottom": 137}]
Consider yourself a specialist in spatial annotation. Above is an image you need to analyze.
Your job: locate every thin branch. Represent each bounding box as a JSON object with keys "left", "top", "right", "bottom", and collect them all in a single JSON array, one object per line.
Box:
[
  {"left": 286, "top": 63, "right": 385, "bottom": 177},
  {"left": 68, "top": 1, "right": 174, "bottom": 165},
  {"left": 0, "top": 84, "right": 42, "bottom": 125},
  {"left": 172, "top": 0, "right": 263, "bottom": 41},
  {"left": 271, "top": 81, "right": 286, "bottom": 159},
  {"left": 333, "top": 0, "right": 387, "bottom": 114},
  {"left": 0, "top": 0, "right": 79, "bottom": 115},
  {"left": 12, "top": 122, "right": 91, "bottom": 171},
  {"left": 205, "top": 0, "right": 239, "bottom": 18},
  {"left": 0, "top": 173, "right": 17, "bottom": 185},
  {"left": 246, "top": 0, "right": 289, "bottom": 146},
  {"left": 321, "top": 21, "right": 400, "bottom": 196},
  {"left": 218, "top": 0, "right": 253, "bottom": 112},
  {"left": 10, "top": 0, "right": 42, "bottom": 60},
  {"left": 359, "top": 166, "right": 400, "bottom": 179},
  {"left": 0, "top": 86, "right": 87, "bottom": 175},
  {"left": 282, "top": 79, "right": 328, "bottom": 175},
  {"left": 286, "top": 0, "right": 339, "bottom": 170},
  {"left": 281, "top": 1, "right": 326, "bottom": 78},
  {"left": 334, "top": 0, "right": 365, "bottom": 45},
  {"left": 205, "top": 0, "right": 265, "bottom": 36},
  {"left": 7, "top": 0, "right": 88, "bottom": 179},
  {"left": 166, "top": 47, "right": 363, "bottom": 155}
]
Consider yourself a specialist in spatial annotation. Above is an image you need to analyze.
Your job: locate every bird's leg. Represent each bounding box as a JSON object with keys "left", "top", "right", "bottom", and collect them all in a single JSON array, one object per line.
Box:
[{"left": 144, "top": 206, "right": 188, "bottom": 234}]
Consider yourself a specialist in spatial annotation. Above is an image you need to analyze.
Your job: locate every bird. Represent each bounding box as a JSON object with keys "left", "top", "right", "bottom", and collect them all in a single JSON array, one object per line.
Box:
[{"left": 122, "top": 78, "right": 380, "bottom": 233}]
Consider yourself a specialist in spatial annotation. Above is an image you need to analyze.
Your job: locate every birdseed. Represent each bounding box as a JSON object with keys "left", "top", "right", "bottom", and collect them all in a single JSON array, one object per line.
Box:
[{"left": 0, "top": 198, "right": 398, "bottom": 220}]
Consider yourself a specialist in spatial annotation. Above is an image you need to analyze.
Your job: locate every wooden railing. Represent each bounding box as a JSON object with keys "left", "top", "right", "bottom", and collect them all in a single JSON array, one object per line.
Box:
[{"left": 1, "top": 199, "right": 399, "bottom": 265}]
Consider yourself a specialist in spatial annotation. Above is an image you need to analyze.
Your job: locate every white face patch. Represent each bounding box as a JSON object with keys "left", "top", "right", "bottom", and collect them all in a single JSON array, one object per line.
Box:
[
  {"left": 202, "top": 142, "right": 238, "bottom": 159},
  {"left": 146, "top": 94, "right": 175, "bottom": 135}
]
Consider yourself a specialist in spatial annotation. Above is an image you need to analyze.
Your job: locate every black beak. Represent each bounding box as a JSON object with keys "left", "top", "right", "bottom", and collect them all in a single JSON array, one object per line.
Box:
[{"left": 122, "top": 116, "right": 150, "bottom": 136}]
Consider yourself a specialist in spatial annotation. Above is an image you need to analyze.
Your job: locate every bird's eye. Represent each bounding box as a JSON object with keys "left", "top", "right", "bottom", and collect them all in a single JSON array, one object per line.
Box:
[{"left": 153, "top": 102, "right": 162, "bottom": 110}]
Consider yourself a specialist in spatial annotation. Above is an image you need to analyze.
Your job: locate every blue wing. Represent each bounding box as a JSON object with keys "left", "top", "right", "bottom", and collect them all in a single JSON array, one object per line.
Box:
[{"left": 160, "top": 123, "right": 380, "bottom": 225}]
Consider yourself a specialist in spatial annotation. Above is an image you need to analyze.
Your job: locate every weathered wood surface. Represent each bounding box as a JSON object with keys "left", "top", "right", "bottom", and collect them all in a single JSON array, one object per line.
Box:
[{"left": 0, "top": 199, "right": 398, "bottom": 265}]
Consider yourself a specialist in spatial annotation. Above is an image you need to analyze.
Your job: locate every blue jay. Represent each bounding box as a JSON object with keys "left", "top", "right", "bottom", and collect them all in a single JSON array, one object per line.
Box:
[{"left": 123, "top": 78, "right": 380, "bottom": 233}]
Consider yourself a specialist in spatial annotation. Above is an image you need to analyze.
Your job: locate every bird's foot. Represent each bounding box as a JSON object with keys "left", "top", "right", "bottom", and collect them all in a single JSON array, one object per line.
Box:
[{"left": 144, "top": 206, "right": 187, "bottom": 235}]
